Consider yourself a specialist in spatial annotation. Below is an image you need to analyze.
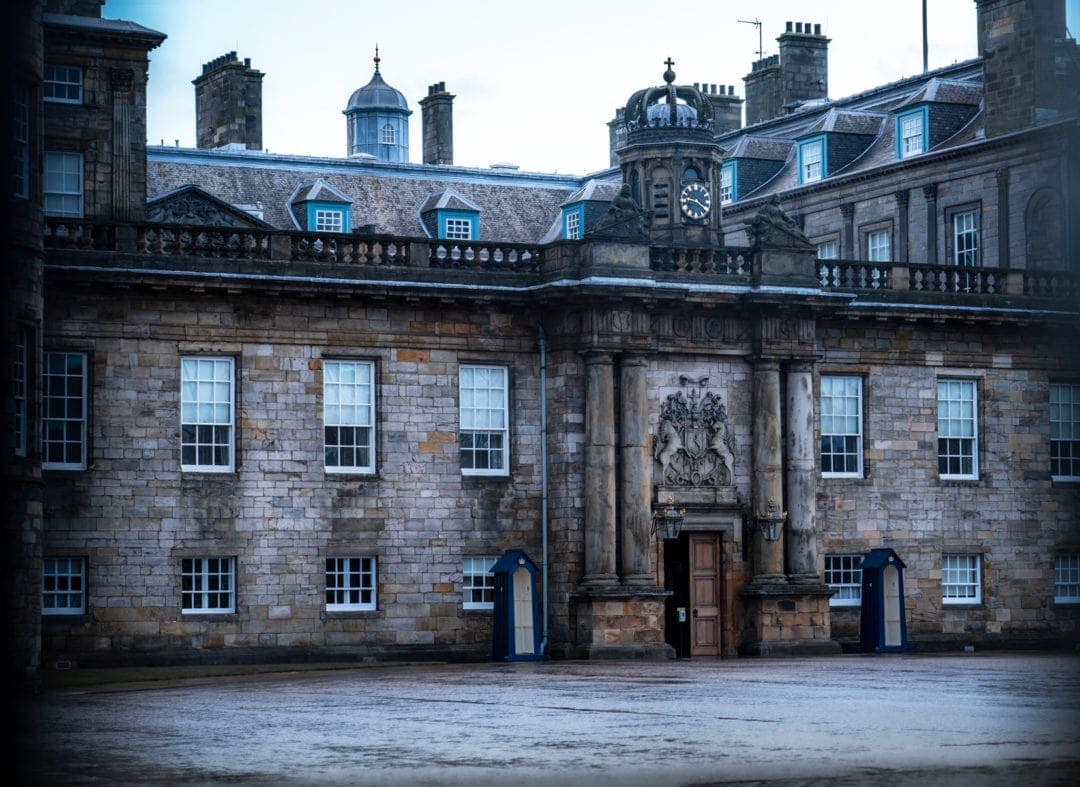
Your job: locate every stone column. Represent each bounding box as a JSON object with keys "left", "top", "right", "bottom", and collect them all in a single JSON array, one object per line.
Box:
[
  {"left": 840, "top": 203, "right": 854, "bottom": 259},
  {"left": 923, "top": 184, "right": 938, "bottom": 264},
  {"left": 110, "top": 68, "right": 133, "bottom": 220},
  {"left": 895, "top": 189, "right": 910, "bottom": 263},
  {"left": 751, "top": 360, "right": 785, "bottom": 581},
  {"left": 785, "top": 361, "right": 819, "bottom": 582},
  {"left": 582, "top": 351, "right": 618, "bottom": 587},
  {"left": 996, "top": 168, "right": 1010, "bottom": 268},
  {"left": 619, "top": 355, "right": 652, "bottom": 586}
]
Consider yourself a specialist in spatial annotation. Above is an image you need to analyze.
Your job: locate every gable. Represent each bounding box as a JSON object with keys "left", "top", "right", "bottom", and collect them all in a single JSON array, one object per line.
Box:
[{"left": 146, "top": 184, "right": 273, "bottom": 228}]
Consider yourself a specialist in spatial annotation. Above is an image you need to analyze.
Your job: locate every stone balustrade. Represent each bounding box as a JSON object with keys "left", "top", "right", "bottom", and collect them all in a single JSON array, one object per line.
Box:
[{"left": 42, "top": 220, "right": 1079, "bottom": 300}]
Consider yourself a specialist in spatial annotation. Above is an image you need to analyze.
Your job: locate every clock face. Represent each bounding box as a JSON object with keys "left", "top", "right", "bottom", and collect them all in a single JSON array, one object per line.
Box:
[{"left": 680, "top": 182, "right": 711, "bottom": 220}]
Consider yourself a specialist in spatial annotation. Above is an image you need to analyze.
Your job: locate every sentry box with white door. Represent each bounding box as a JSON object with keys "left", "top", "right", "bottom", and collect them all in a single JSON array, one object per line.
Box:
[
  {"left": 858, "top": 548, "right": 914, "bottom": 653},
  {"left": 490, "top": 549, "right": 543, "bottom": 661}
]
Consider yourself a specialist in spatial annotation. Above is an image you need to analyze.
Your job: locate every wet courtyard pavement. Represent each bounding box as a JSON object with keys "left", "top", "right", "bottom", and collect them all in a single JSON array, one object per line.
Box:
[{"left": 17, "top": 653, "right": 1080, "bottom": 785}]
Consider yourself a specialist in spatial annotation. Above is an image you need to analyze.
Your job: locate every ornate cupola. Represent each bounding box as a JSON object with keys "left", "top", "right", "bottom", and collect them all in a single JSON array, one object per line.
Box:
[
  {"left": 617, "top": 58, "right": 724, "bottom": 247},
  {"left": 343, "top": 47, "right": 412, "bottom": 162}
]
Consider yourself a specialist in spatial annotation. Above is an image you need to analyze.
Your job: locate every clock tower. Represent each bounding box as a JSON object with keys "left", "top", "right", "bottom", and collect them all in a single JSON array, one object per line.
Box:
[{"left": 617, "top": 59, "right": 724, "bottom": 247}]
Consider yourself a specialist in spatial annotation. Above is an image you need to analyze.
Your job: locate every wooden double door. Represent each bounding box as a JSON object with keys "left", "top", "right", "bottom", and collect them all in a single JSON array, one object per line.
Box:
[{"left": 664, "top": 531, "right": 723, "bottom": 657}]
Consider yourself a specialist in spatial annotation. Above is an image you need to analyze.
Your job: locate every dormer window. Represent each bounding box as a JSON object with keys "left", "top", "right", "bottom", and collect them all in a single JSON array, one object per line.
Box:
[
  {"left": 420, "top": 189, "right": 482, "bottom": 242},
  {"left": 444, "top": 215, "right": 474, "bottom": 240},
  {"left": 720, "top": 162, "right": 735, "bottom": 205},
  {"left": 564, "top": 207, "right": 582, "bottom": 239},
  {"left": 799, "top": 138, "right": 825, "bottom": 184},
  {"left": 897, "top": 108, "right": 927, "bottom": 158},
  {"left": 315, "top": 209, "right": 344, "bottom": 233},
  {"left": 288, "top": 178, "right": 353, "bottom": 233}
]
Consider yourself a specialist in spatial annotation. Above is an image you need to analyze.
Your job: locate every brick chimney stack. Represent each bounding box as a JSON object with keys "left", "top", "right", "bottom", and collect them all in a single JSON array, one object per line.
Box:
[
  {"left": 193, "top": 51, "right": 263, "bottom": 150},
  {"left": 419, "top": 82, "right": 454, "bottom": 166}
]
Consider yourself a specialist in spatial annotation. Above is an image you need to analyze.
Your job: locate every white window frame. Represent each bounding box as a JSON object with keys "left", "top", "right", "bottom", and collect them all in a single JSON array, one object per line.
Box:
[
  {"left": 180, "top": 357, "right": 235, "bottom": 472},
  {"left": 181, "top": 557, "right": 235, "bottom": 614},
  {"left": 953, "top": 210, "right": 978, "bottom": 267},
  {"left": 720, "top": 164, "right": 733, "bottom": 205},
  {"left": 14, "top": 84, "right": 29, "bottom": 199},
  {"left": 942, "top": 553, "right": 981, "bottom": 605},
  {"left": 937, "top": 378, "right": 978, "bottom": 480},
  {"left": 444, "top": 217, "right": 473, "bottom": 241},
  {"left": 44, "top": 64, "right": 83, "bottom": 104},
  {"left": 43, "top": 351, "right": 88, "bottom": 470},
  {"left": 867, "top": 229, "right": 891, "bottom": 262},
  {"left": 43, "top": 557, "right": 86, "bottom": 615},
  {"left": 1054, "top": 554, "right": 1080, "bottom": 604},
  {"left": 14, "top": 327, "right": 28, "bottom": 457},
  {"left": 565, "top": 210, "right": 581, "bottom": 240},
  {"left": 1050, "top": 383, "right": 1080, "bottom": 481},
  {"left": 314, "top": 208, "right": 344, "bottom": 233},
  {"left": 326, "top": 557, "right": 377, "bottom": 611},
  {"left": 324, "top": 359, "right": 375, "bottom": 474},
  {"left": 824, "top": 554, "right": 862, "bottom": 607},
  {"left": 462, "top": 556, "right": 497, "bottom": 610},
  {"left": 817, "top": 239, "right": 839, "bottom": 260},
  {"left": 800, "top": 139, "right": 823, "bottom": 183},
  {"left": 459, "top": 364, "right": 509, "bottom": 476},
  {"left": 820, "top": 376, "right": 863, "bottom": 477},
  {"left": 380, "top": 123, "right": 396, "bottom": 145},
  {"left": 44, "top": 151, "right": 83, "bottom": 218},
  {"left": 900, "top": 112, "right": 924, "bottom": 158}
]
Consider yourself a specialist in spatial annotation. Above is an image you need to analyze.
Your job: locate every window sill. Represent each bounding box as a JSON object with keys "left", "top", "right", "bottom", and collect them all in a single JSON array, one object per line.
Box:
[
  {"left": 180, "top": 612, "right": 237, "bottom": 618},
  {"left": 941, "top": 602, "right": 983, "bottom": 609},
  {"left": 324, "top": 609, "right": 383, "bottom": 620}
]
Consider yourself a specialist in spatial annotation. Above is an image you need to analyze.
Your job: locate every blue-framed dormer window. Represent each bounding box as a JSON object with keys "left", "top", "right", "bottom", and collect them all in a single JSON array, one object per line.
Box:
[
  {"left": 896, "top": 106, "right": 928, "bottom": 159},
  {"left": 798, "top": 137, "right": 826, "bottom": 184},
  {"left": 720, "top": 162, "right": 736, "bottom": 205},
  {"left": 439, "top": 210, "right": 478, "bottom": 241},
  {"left": 562, "top": 204, "right": 584, "bottom": 239},
  {"left": 306, "top": 201, "right": 351, "bottom": 233}
]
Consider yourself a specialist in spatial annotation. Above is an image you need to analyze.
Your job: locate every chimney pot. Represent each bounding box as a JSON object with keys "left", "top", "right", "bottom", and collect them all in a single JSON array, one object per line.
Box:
[
  {"left": 786, "top": 21, "right": 793, "bottom": 32},
  {"left": 814, "top": 23, "right": 821, "bottom": 35},
  {"left": 796, "top": 22, "right": 803, "bottom": 33}
]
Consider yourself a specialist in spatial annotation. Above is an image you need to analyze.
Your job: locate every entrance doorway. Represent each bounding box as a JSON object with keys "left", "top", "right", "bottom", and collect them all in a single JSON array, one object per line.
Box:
[{"left": 664, "top": 531, "right": 722, "bottom": 657}]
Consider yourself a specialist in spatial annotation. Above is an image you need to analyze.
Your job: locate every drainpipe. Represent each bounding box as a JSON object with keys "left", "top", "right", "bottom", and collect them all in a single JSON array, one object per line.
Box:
[{"left": 538, "top": 324, "right": 550, "bottom": 655}]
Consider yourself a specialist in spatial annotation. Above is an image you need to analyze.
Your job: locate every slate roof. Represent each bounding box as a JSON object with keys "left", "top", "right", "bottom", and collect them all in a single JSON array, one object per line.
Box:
[
  {"left": 147, "top": 148, "right": 584, "bottom": 243},
  {"left": 561, "top": 179, "right": 621, "bottom": 206},
  {"left": 717, "top": 60, "right": 986, "bottom": 204},
  {"left": 725, "top": 136, "right": 794, "bottom": 161},
  {"left": 899, "top": 78, "right": 983, "bottom": 108},
  {"left": 290, "top": 179, "right": 352, "bottom": 205},
  {"left": 800, "top": 109, "right": 886, "bottom": 137}
]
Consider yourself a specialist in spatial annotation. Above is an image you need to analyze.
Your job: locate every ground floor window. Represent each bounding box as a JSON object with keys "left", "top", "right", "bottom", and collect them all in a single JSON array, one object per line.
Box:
[
  {"left": 326, "top": 557, "right": 376, "bottom": 611},
  {"left": 942, "top": 553, "right": 981, "bottom": 604},
  {"left": 43, "top": 557, "right": 86, "bottom": 615},
  {"left": 181, "top": 557, "right": 235, "bottom": 613},
  {"left": 462, "top": 556, "right": 497, "bottom": 609},
  {"left": 1055, "top": 554, "right": 1080, "bottom": 604},
  {"left": 824, "top": 554, "right": 862, "bottom": 606}
]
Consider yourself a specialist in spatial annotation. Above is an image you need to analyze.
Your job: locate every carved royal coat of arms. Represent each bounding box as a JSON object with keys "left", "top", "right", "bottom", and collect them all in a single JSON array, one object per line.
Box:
[{"left": 654, "top": 384, "right": 737, "bottom": 488}]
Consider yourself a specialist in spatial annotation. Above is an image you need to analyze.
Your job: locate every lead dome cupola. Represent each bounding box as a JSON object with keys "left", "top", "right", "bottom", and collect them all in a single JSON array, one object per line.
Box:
[{"left": 346, "top": 50, "right": 410, "bottom": 112}]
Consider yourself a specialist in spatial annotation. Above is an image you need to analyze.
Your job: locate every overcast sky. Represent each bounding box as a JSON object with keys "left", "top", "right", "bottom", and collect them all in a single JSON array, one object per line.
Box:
[{"left": 102, "top": 1, "right": 1079, "bottom": 176}]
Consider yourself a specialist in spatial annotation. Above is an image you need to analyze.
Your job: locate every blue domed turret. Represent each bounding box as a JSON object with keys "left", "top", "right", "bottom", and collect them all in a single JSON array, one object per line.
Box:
[{"left": 343, "top": 48, "right": 411, "bottom": 162}]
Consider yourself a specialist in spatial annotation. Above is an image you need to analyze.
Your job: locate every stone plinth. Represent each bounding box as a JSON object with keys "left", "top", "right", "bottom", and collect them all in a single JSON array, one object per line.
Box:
[
  {"left": 738, "top": 583, "right": 840, "bottom": 657},
  {"left": 572, "top": 587, "right": 674, "bottom": 660}
]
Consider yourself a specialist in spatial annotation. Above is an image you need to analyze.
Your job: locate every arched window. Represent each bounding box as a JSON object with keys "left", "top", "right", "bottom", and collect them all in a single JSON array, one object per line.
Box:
[{"left": 381, "top": 123, "right": 396, "bottom": 145}]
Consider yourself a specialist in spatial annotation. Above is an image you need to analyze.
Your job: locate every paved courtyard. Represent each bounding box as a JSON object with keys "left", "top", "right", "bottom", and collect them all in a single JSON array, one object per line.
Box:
[{"left": 17, "top": 653, "right": 1080, "bottom": 785}]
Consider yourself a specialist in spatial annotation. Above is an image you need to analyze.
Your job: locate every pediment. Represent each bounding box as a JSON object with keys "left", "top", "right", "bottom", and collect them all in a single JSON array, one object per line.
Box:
[{"left": 146, "top": 185, "right": 274, "bottom": 228}]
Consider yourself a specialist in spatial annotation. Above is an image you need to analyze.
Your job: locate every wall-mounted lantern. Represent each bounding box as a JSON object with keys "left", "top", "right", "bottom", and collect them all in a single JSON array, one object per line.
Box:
[
  {"left": 651, "top": 496, "right": 686, "bottom": 541},
  {"left": 754, "top": 498, "right": 786, "bottom": 542}
]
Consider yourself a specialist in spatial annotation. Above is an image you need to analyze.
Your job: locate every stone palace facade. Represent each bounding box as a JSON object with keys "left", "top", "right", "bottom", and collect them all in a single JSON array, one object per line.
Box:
[{"left": 3, "top": 0, "right": 1079, "bottom": 681}]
